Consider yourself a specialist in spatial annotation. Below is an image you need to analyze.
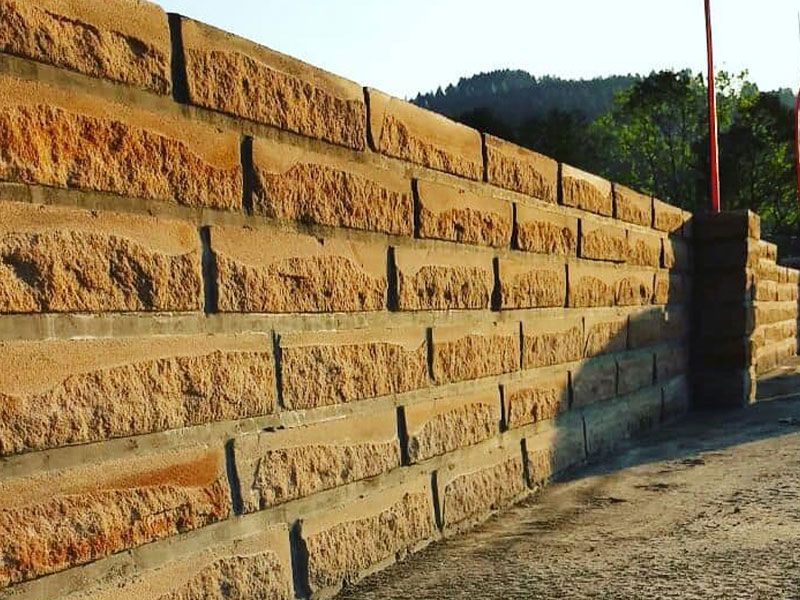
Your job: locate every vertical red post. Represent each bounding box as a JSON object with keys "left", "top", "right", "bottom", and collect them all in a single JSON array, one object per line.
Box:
[
  {"left": 795, "top": 89, "right": 800, "bottom": 203},
  {"left": 705, "top": 0, "right": 721, "bottom": 212}
]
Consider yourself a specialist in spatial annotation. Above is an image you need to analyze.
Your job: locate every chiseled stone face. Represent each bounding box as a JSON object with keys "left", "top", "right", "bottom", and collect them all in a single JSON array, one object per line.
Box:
[
  {"left": 617, "top": 352, "right": 654, "bottom": 395},
  {"left": 181, "top": 18, "right": 366, "bottom": 149},
  {"left": 0, "top": 334, "right": 274, "bottom": 456},
  {"left": 579, "top": 220, "right": 627, "bottom": 263},
  {"left": 416, "top": 179, "right": 512, "bottom": 248},
  {"left": 614, "top": 185, "right": 652, "bottom": 227},
  {"left": 561, "top": 164, "right": 613, "bottom": 216},
  {"left": 0, "top": 448, "right": 229, "bottom": 588},
  {"left": 484, "top": 135, "right": 558, "bottom": 202},
  {"left": 514, "top": 205, "right": 577, "bottom": 256},
  {"left": 252, "top": 137, "right": 412, "bottom": 235},
  {"left": 0, "top": 75, "right": 242, "bottom": 209},
  {"left": 0, "top": 0, "right": 171, "bottom": 94},
  {"left": 522, "top": 317, "right": 583, "bottom": 369},
  {"left": 656, "top": 346, "right": 689, "bottom": 382},
  {"left": 210, "top": 227, "right": 387, "bottom": 313},
  {"left": 280, "top": 328, "right": 428, "bottom": 409},
  {"left": 627, "top": 230, "right": 662, "bottom": 268},
  {"left": 654, "top": 272, "right": 687, "bottom": 304},
  {"left": 569, "top": 263, "right": 653, "bottom": 308},
  {"left": 432, "top": 322, "right": 519, "bottom": 384},
  {"left": 584, "top": 314, "right": 628, "bottom": 357},
  {"left": 0, "top": 201, "right": 201, "bottom": 313},
  {"left": 504, "top": 373, "right": 568, "bottom": 430},
  {"left": 498, "top": 256, "right": 567, "bottom": 309},
  {"left": 572, "top": 357, "right": 617, "bottom": 408},
  {"left": 653, "top": 200, "right": 686, "bottom": 234},
  {"left": 367, "top": 89, "right": 483, "bottom": 180}
]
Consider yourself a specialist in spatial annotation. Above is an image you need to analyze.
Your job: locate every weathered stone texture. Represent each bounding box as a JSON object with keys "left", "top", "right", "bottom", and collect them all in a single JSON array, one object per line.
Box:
[
  {"left": 0, "top": 334, "right": 273, "bottom": 456},
  {"left": 253, "top": 138, "right": 412, "bottom": 235},
  {"left": 523, "top": 413, "right": 586, "bottom": 483},
  {"left": 663, "top": 238, "right": 691, "bottom": 271},
  {"left": 629, "top": 308, "right": 688, "bottom": 348},
  {"left": 432, "top": 322, "right": 519, "bottom": 383},
  {"left": 584, "top": 314, "right": 628, "bottom": 356},
  {"left": 0, "top": 0, "right": 171, "bottom": 94},
  {"left": 580, "top": 220, "right": 627, "bottom": 262},
  {"left": 615, "top": 271, "right": 655, "bottom": 306},
  {"left": 181, "top": 18, "right": 366, "bottom": 149},
  {"left": 584, "top": 390, "right": 661, "bottom": 456},
  {"left": 572, "top": 357, "right": 617, "bottom": 407},
  {"left": 627, "top": 230, "right": 662, "bottom": 267},
  {"left": 614, "top": 185, "right": 652, "bottom": 227},
  {"left": 0, "top": 448, "right": 229, "bottom": 588},
  {"left": 617, "top": 352, "right": 654, "bottom": 395},
  {"left": 367, "top": 89, "right": 482, "bottom": 179},
  {"left": 498, "top": 257, "right": 566, "bottom": 309},
  {"left": 235, "top": 411, "right": 400, "bottom": 511},
  {"left": 394, "top": 247, "right": 492, "bottom": 310},
  {"left": 484, "top": 135, "right": 558, "bottom": 202},
  {"left": 211, "top": 227, "right": 386, "bottom": 313},
  {"left": 405, "top": 391, "right": 500, "bottom": 463},
  {"left": 522, "top": 317, "right": 583, "bottom": 369},
  {"left": 416, "top": 179, "right": 512, "bottom": 247},
  {"left": 280, "top": 328, "right": 428, "bottom": 409},
  {"left": 653, "top": 199, "right": 686, "bottom": 234},
  {"left": 656, "top": 346, "right": 689, "bottom": 381},
  {"left": 514, "top": 205, "right": 577, "bottom": 256},
  {"left": 561, "top": 165, "right": 613, "bottom": 216},
  {"left": 0, "top": 75, "right": 242, "bottom": 209},
  {"left": 504, "top": 372, "right": 569, "bottom": 429},
  {"left": 303, "top": 484, "right": 435, "bottom": 592},
  {"left": 0, "top": 201, "right": 201, "bottom": 313},
  {"left": 570, "top": 262, "right": 653, "bottom": 308},
  {"left": 654, "top": 272, "right": 687, "bottom": 304}
]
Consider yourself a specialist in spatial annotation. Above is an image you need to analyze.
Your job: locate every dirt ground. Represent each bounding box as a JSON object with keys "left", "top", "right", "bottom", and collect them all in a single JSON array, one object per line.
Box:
[{"left": 339, "top": 396, "right": 800, "bottom": 600}]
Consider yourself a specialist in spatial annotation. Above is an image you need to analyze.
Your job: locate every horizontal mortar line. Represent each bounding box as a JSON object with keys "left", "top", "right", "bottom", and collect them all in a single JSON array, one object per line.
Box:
[{"left": 0, "top": 53, "right": 690, "bottom": 240}]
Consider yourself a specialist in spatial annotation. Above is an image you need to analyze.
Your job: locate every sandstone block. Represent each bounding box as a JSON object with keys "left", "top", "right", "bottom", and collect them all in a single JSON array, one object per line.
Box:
[
  {"left": 754, "top": 280, "right": 778, "bottom": 302},
  {"left": 302, "top": 478, "right": 435, "bottom": 593},
  {"left": 210, "top": 226, "right": 386, "bottom": 313},
  {"left": 695, "top": 270, "right": 751, "bottom": 304},
  {"left": 754, "top": 303, "right": 795, "bottom": 327},
  {"left": 405, "top": 390, "right": 501, "bottom": 463},
  {"left": 416, "top": 179, "right": 512, "bottom": 247},
  {"left": 692, "top": 210, "right": 760, "bottom": 240},
  {"left": 584, "top": 313, "right": 628, "bottom": 356},
  {"left": 522, "top": 316, "right": 583, "bottom": 369},
  {"left": 0, "top": 201, "right": 201, "bottom": 313},
  {"left": 613, "top": 184, "right": 652, "bottom": 226},
  {"left": 561, "top": 164, "right": 612, "bottom": 216},
  {"left": 757, "top": 259, "right": 780, "bottom": 282},
  {"left": 498, "top": 256, "right": 566, "bottom": 309},
  {"left": 627, "top": 230, "right": 662, "bottom": 268},
  {"left": 252, "top": 137, "right": 412, "bottom": 235},
  {"left": 777, "top": 283, "right": 798, "bottom": 302},
  {"left": 0, "top": 75, "right": 241, "bottom": 209},
  {"left": 662, "top": 375, "right": 690, "bottom": 421},
  {"left": 652, "top": 199, "right": 686, "bottom": 234},
  {"left": 568, "top": 262, "right": 653, "bottom": 307},
  {"left": 523, "top": 411, "right": 586, "bottom": 484},
  {"left": 656, "top": 346, "right": 688, "bottom": 381},
  {"left": 0, "top": 0, "right": 171, "bottom": 94},
  {"left": 579, "top": 219, "right": 627, "bottom": 262},
  {"left": 0, "top": 334, "right": 274, "bottom": 456},
  {"left": 572, "top": 357, "right": 617, "bottom": 408},
  {"left": 514, "top": 204, "right": 578, "bottom": 256},
  {"left": 617, "top": 351, "right": 654, "bottom": 395},
  {"left": 484, "top": 135, "right": 558, "bottom": 202},
  {"left": 367, "top": 89, "right": 482, "bottom": 179},
  {"left": 504, "top": 371, "right": 569, "bottom": 429},
  {"left": 654, "top": 272, "right": 688, "bottom": 305},
  {"left": 788, "top": 268, "right": 800, "bottom": 284},
  {"left": 662, "top": 238, "right": 691, "bottom": 271},
  {"left": 0, "top": 447, "right": 229, "bottom": 588},
  {"left": 181, "top": 18, "right": 366, "bottom": 149},
  {"left": 432, "top": 322, "right": 519, "bottom": 384},
  {"left": 696, "top": 239, "right": 759, "bottom": 270},
  {"left": 756, "top": 240, "right": 778, "bottom": 261},
  {"left": 394, "top": 246, "right": 493, "bottom": 310},
  {"left": 280, "top": 327, "right": 427, "bottom": 409},
  {"left": 615, "top": 270, "right": 656, "bottom": 306},
  {"left": 628, "top": 307, "right": 667, "bottom": 348},
  {"left": 234, "top": 410, "right": 400, "bottom": 511},
  {"left": 583, "top": 389, "right": 661, "bottom": 456}
]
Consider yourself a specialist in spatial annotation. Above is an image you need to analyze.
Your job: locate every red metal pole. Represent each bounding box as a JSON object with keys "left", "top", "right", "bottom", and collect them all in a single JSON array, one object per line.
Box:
[
  {"left": 705, "top": 0, "right": 721, "bottom": 213},
  {"left": 795, "top": 89, "right": 800, "bottom": 203}
]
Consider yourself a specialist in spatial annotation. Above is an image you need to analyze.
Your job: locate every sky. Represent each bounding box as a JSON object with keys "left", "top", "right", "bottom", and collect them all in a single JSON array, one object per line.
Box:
[{"left": 158, "top": 0, "right": 800, "bottom": 99}]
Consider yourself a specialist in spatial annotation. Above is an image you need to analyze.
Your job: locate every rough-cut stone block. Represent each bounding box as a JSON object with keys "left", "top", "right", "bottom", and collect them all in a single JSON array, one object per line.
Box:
[
  {"left": 617, "top": 351, "right": 654, "bottom": 395},
  {"left": 523, "top": 412, "right": 586, "bottom": 484},
  {"left": 614, "top": 185, "right": 652, "bottom": 227},
  {"left": 754, "top": 280, "right": 777, "bottom": 302},
  {"left": 211, "top": 227, "right": 386, "bottom": 313},
  {"left": 653, "top": 199, "right": 685, "bottom": 234},
  {"left": 615, "top": 270, "right": 655, "bottom": 306},
  {"left": 0, "top": 75, "right": 241, "bottom": 209},
  {"left": 692, "top": 210, "right": 760, "bottom": 240},
  {"left": 584, "top": 313, "right": 628, "bottom": 357},
  {"left": 696, "top": 270, "right": 751, "bottom": 304},
  {"left": 416, "top": 179, "right": 511, "bottom": 247},
  {"left": 394, "top": 246, "right": 492, "bottom": 310},
  {"left": 432, "top": 322, "right": 519, "bottom": 384},
  {"left": 663, "top": 238, "right": 691, "bottom": 271},
  {"left": 561, "top": 164, "right": 612, "bottom": 216},
  {"left": 777, "top": 283, "right": 798, "bottom": 302},
  {"left": 280, "top": 327, "right": 427, "bottom": 409},
  {"left": 627, "top": 230, "right": 662, "bottom": 268},
  {"left": 695, "top": 368, "right": 755, "bottom": 408},
  {"left": 0, "top": 201, "right": 201, "bottom": 314},
  {"left": 405, "top": 390, "right": 500, "bottom": 463},
  {"left": 696, "top": 239, "right": 759, "bottom": 270},
  {"left": 788, "top": 268, "right": 800, "bottom": 284},
  {"left": 484, "top": 135, "right": 558, "bottom": 202},
  {"left": 662, "top": 375, "right": 690, "bottom": 421},
  {"left": 439, "top": 451, "right": 525, "bottom": 529},
  {"left": 568, "top": 262, "right": 653, "bottom": 307},
  {"left": 580, "top": 219, "right": 627, "bottom": 262},
  {"left": 572, "top": 357, "right": 617, "bottom": 408},
  {"left": 757, "top": 259, "right": 780, "bottom": 282},
  {"left": 656, "top": 346, "right": 688, "bottom": 381},
  {"left": 754, "top": 303, "right": 795, "bottom": 327},
  {"left": 252, "top": 137, "right": 412, "bottom": 235},
  {"left": 522, "top": 316, "right": 583, "bottom": 369},
  {"left": 0, "top": 0, "right": 171, "bottom": 94},
  {"left": 654, "top": 272, "right": 687, "bottom": 304},
  {"left": 498, "top": 256, "right": 566, "bottom": 309},
  {"left": 584, "top": 389, "right": 661, "bottom": 456},
  {"left": 302, "top": 479, "right": 435, "bottom": 593},
  {"left": 181, "top": 18, "right": 365, "bottom": 149},
  {"left": 0, "top": 334, "right": 274, "bottom": 456},
  {"left": 629, "top": 307, "right": 688, "bottom": 348},
  {"left": 0, "top": 448, "right": 229, "bottom": 588},
  {"left": 63, "top": 526, "right": 293, "bottom": 600},
  {"left": 367, "top": 88, "right": 482, "bottom": 179},
  {"left": 514, "top": 204, "right": 577, "bottom": 256},
  {"left": 504, "top": 371, "right": 569, "bottom": 429},
  {"left": 235, "top": 410, "right": 399, "bottom": 511}
]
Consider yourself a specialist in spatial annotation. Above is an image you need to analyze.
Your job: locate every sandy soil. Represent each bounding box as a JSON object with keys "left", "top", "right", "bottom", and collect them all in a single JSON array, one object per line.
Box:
[{"left": 339, "top": 397, "right": 800, "bottom": 600}]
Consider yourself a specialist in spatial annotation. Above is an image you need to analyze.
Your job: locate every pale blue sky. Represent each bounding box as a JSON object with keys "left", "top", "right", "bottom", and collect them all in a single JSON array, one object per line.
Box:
[{"left": 159, "top": 0, "right": 800, "bottom": 98}]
